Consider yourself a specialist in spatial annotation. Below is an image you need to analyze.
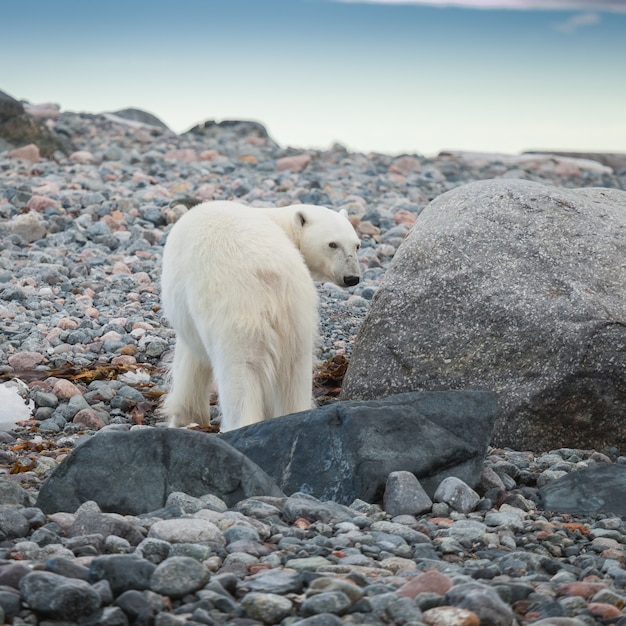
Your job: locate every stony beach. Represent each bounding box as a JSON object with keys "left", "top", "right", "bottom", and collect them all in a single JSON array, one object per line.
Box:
[{"left": 1, "top": 106, "right": 626, "bottom": 625}]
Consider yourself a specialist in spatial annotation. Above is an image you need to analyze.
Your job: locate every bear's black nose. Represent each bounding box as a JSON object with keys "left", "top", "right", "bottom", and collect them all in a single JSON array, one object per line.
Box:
[{"left": 344, "top": 275, "right": 360, "bottom": 287}]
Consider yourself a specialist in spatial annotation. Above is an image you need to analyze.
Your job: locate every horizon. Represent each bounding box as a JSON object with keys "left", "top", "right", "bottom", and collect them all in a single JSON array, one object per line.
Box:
[{"left": 2, "top": 0, "right": 625, "bottom": 156}]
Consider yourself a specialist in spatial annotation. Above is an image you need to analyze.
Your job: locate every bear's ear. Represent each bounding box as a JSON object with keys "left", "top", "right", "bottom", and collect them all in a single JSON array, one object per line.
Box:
[
  {"left": 295, "top": 210, "right": 308, "bottom": 228},
  {"left": 339, "top": 209, "right": 349, "bottom": 220}
]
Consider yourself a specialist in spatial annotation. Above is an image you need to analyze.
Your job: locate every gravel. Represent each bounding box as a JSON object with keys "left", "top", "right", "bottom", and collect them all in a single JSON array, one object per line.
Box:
[{"left": 1, "top": 110, "right": 626, "bottom": 624}]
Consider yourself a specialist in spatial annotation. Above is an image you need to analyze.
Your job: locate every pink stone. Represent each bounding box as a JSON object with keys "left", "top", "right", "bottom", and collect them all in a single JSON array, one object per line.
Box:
[
  {"left": 7, "top": 351, "right": 44, "bottom": 370},
  {"left": 389, "top": 155, "right": 421, "bottom": 176},
  {"left": 587, "top": 603, "right": 623, "bottom": 619},
  {"left": 111, "top": 262, "right": 131, "bottom": 275},
  {"left": 69, "top": 150, "right": 96, "bottom": 164},
  {"left": 276, "top": 154, "right": 311, "bottom": 172},
  {"left": 199, "top": 150, "right": 219, "bottom": 161},
  {"left": 8, "top": 144, "right": 40, "bottom": 163},
  {"left": 100, "top": 331, "right": 122, "bottom": 342},
  {"left": 27, "top": 195, "right": 60, "bottom": 212},
  {"left": 165, "top": 148, "right": 199, "bottom": 162},
  {"left": 245, "top": 136, "right": 266, "bottom": 146},
  {"left": 56, "top": 317, "right": 78, "bottom": 330},
  {"left": 52, "top": 379, "right": 82, "bottom": 400},
  {"left": 555, "top": 160, "right": 581, "bottom": 177},
  {"left": 33, "top": 182, "right": 60, "bottom": 196},
  {"left": 73, "top": 408, "right": 106, "bottom": 430},
  {"left": 111, "top": 355, "right": 137, "bottom": 365},
  {"left": 557, "top": 582, "right": 607, "bottom": 599},
  {"left": 195, "top": 183, "right": 218, "bottom": 201},
  {"left": 85, "top": 307, "right": 99, "bottom": 318},
  {"left": 396, "top": 570, "right": 453, "bottom": 599},
  {"left": 394, "top": 209, "right": 417, "bottom": 227},
  {"left": 423, "top": 606, "right": 480, "bottom": 626}
]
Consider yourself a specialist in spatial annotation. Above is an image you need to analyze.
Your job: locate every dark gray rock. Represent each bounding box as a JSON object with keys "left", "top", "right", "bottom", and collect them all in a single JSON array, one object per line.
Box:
[
  {"left": 220, "top": 391, "right": 496, "bottom": 503},
  {"left": 446, "top": 581, "right": 514, "bottom": 626},
  {"left": 283, "top": 493, "right": 355, "bottom": 524},
  {"left": 538, "top": 463, "right": 626, "bottom": 516},
  {"left": 19, "top": 571, "right": 101, "bottom": 621},
  {"left": 89, "top": 554, "right": 156, "bottom": 596},
  {"left": 239, "top": 568, "right": 304, "bottom": 595},
  {"left": 36, "top": 428, "right": 284, "bottom": 515},
  {"left": 341, "top": 179, "right": 626, "bottom": 452}
]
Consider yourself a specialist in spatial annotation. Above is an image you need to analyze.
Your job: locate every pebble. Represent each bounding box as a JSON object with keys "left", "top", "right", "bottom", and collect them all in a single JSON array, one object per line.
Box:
[{"left": 1, "top": 108, "right": 626, "bottom": 624}]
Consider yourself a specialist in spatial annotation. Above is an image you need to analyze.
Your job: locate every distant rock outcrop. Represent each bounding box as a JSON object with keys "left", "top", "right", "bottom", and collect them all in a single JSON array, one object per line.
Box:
[
  {"left": 0, "top": 89, "right": 72, "bottom": 156},
  {"left": 341, "top": 179, "right": 626, "bottom": 452},
  {"left": 185, "top": 119, "right": 277, "bottom": 145},
  {"left": 109, "top": 107, "right": 170, "bottom": 129}
]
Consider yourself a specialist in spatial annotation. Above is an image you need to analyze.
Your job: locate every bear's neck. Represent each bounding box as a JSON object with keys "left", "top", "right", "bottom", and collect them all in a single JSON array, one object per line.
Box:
[{"left": 264, "top": 207, "right": 301, "bottom": 247}]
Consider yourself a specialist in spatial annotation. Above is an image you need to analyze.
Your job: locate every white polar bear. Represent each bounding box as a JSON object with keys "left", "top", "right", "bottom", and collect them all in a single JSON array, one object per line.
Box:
[{"left": 160, "top": 200, "right": 361, "bottom": 432}]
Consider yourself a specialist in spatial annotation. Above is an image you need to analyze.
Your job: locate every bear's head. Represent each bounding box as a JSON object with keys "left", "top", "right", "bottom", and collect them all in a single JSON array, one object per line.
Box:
[{"left": 294, "top": 205, "right": 361, "bottom": 288}]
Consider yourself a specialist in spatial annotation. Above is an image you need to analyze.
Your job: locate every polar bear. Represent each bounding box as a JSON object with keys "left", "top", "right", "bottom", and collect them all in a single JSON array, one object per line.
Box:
[{"left": 160, "top": 200, "right": 361, "bottom": 432}]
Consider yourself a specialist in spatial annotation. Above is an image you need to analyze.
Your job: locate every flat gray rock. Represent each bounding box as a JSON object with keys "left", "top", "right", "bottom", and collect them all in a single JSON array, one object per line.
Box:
[
  {"left": 342, "top": 179, "right": 626, "bottom": 451},
  {"left": 219, "top": 391, "right": 496, "bottom": 504},
  {"left": 37, "top": 428, "right": 284, "bottom": 515},
  {"left": 538, "top": 464, "right": 626, "bottom": 516}
]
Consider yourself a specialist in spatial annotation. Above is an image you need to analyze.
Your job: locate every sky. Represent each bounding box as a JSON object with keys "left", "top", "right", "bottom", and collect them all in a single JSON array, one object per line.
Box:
[{"left": 2, "top": 0, "right": 626, "bottom": 156}]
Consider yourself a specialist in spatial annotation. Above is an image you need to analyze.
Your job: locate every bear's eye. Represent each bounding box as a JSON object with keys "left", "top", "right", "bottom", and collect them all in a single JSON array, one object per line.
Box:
[
  {"left": 356, "top": 243, "right": 361, "bottom": 250},
  {"left": 328, "top": 242, "right": 338, "bottom": 249}
]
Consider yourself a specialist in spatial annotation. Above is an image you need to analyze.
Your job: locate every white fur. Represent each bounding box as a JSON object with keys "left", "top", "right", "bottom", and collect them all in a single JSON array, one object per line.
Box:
[{"left": 160, "top": 200, "right": 361, "bottom": 432}]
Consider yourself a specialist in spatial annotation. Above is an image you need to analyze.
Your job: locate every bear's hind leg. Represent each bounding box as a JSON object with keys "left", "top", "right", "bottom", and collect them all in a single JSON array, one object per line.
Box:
[
  {"left": 162, "top": 339, "right": 214, "bottom": 427},
  {"left": 279, "top": 346, "right": 315, "bottom": 416}
]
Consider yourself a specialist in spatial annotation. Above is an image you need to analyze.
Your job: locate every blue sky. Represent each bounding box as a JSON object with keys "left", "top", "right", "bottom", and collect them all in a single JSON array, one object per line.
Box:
[{"left": 2, "top": 0, "right": 625, "bottom": 155}]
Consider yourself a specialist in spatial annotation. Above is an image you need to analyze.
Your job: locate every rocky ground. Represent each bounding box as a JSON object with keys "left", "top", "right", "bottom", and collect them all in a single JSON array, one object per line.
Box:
[{"left": 1, "top": 106, "right": 626, "bottom": 624}]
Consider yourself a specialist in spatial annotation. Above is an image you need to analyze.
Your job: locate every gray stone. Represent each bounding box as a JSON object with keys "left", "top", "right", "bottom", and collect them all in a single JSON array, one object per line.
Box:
[
  {"left": 0, "top": 505, "right": 30, "bottom": 539},
  {"left": 446, "top": 581, "right": 514, "bottom": 626},
  {"left": 136, "top": 537, "right": 171, "bottom": 564},
  {"left": 68, "top": 512, "right": 144, "bottom": 546},
  {"left": 240, "top": 567, "right": 304, "bottom": 595},
  {"left": 19, "top": 571, "right": 101, "bottom": 621},
  {"left": 240, "top": 591, "right": 293, "bottom": 623},
  {"left": 538, "top": 463, "right": 626, "bottom": 516},
  {"left": 0, "top": 480, "right": 32, "bottom": 506},
  {"left": 89, "top": 554, "right": 156, "bottom": 596},
  {"left": 220, "top": 391, "right": 496, "bottom": 503},
  {"left": 383, "top": 471, "right": 433, "bottom": 516},
  {"left": 341, "top": 179, "right": 626, "bottom": 452},
  {"left": 283, "top": 492, "right": 355, "bottom": 524},
  {"left": 149, "top": 556, "right": 209, "bottom": 598},
  {"left": 434, "top": 477, "right": 480, "bottom": 513},
  {"left": 37, "top": 428, "right": 284, "bottom": 515},
  {"left": 300, "top": 591, "right": 352, "bottom": 617}
]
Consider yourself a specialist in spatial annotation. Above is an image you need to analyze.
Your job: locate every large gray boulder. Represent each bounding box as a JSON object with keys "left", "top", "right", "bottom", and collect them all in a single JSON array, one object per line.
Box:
[
  {"left": 538, "top": 464, "right": 626, "bottom": 516},
  {"left": 219, "top": 391, "right": 497, "bottom": 504},
  {"left": 37, "top": 428, "right": 284, "bottom": 515},
  {"left": 341, "top": 179, "right": 626, "bottom": 452}
]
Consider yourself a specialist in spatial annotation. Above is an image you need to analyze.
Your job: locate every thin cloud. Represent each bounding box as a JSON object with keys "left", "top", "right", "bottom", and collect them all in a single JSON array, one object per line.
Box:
[
  {"left": 335, "top": 0, "right": 626, "bottom": 12},
  {"left": 554, "top": 11, "right": 601, "bottom": 31}
]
